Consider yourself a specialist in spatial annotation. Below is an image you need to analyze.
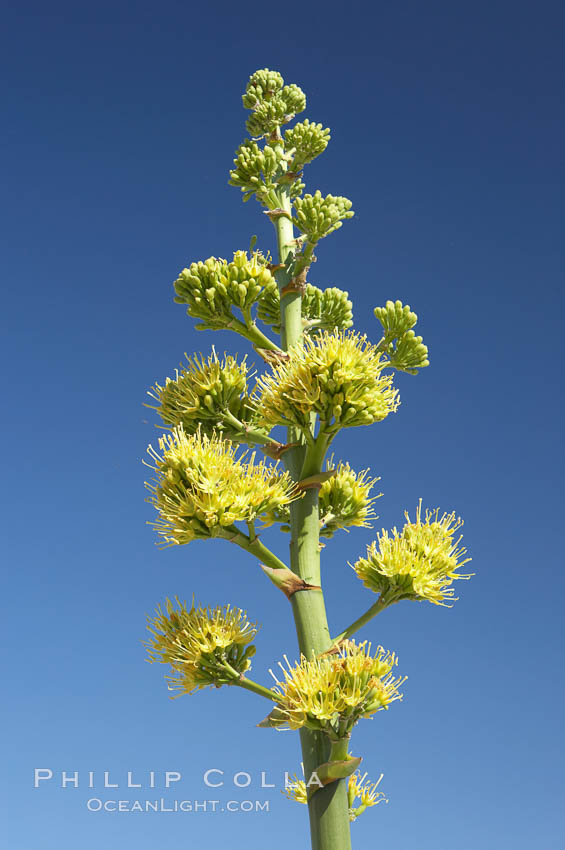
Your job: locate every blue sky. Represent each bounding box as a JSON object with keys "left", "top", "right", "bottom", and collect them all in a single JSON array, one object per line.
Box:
[{"left": 2, "top": 1, "right": 564, "bottom": 848}]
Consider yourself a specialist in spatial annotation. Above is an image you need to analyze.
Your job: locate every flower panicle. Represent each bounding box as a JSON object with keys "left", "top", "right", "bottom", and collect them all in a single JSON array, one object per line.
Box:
[
  {"left": 146, "top": 597, "right": 258, "bottom": 696},
  {"left": 242, "top": 69, "right": 306, "bottom": 137},
  {"left": 284, "top": 119, "right": 331, "bottom": 169},
  {"left": 319, "top": 458, "right": 382, "bottom": 537},
  {"left": 145, "top": 427, "right": 298, "bottom": 546},
  {"left": 374, "top": 300, "right": 429, "bottom": 374},
  {"left": 293, "top": 191, "right": 354, "bottom": 243},
  {"left": 173, "top": 250, "right": 275, "bottom": 331},
  {"left": 269, "top": 641, "right": 405, "bottom": 735},
  {"left": 230, "top": 70, "right": 314, "bottom": 204},
  {"left": 147, "top": 350, "right": 257, "bottom": 439},
  {"left": 353, "top": 499, "right": 473, "bottom": 606},
  {"left": 261, "top": 458, "right": 381, "bottom": 538},
  {"left": 254, "top": 330, "right": 400, "bottom": 436}
]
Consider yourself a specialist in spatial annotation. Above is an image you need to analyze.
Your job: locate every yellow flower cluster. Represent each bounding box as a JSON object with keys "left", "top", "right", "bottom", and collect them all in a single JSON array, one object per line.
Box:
[
  {"left": 347, "top": 772, "right": 388, "bottom": 820},
  {"left": 319, "top": 460, "right": 381, "bottom": 537},
  {"left": 145, "top": 428, "right": 297, "bottom": 545},
  {"left": 283, "top": 769, "right": 386, "bottom": 820},
  {"left": 270, "top": 641, "right": 405, "bottom": 734},
  {"left": 353, "top": 501, "right": 473, "bottom": 606},
  {"left": 147, "top": 351, "right": 256, "bottom": 439},
  {"left": 283, "top": 774, "right": 309, "bottom": 805},
  {"left": 146, "top": 598, "right": 257, "bottom": 695},
  {"left": 254, "top": 331, "right": 400, "bottom": 435},
  {"left": 263, "top": 460, "right": 381, "bottom": 537}
]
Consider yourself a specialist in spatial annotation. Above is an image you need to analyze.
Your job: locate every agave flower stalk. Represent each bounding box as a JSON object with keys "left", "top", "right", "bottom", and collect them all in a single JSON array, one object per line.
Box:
[
  {"left": 269, "top": 147, "right": 355, "bottom": 850},
  {"left": 143, "top": 67, "right": 472, "bottom": 850}
]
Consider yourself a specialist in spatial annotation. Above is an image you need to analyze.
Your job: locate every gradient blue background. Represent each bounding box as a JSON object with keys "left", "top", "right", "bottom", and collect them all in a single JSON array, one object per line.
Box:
[{"left": 2, "top": 1, "right": 563, "bottom": 848}]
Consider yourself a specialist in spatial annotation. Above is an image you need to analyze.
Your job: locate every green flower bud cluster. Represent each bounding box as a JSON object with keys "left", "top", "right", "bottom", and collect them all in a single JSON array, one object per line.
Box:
[
  {"left": 293, "top": 191, "right": 354, "bottom": 243},
  {"left": 173, "top": 250, "right": 275, "bottom": 331},
  {"left": 302, "top": 286, "right": 354, "bottom": 333},
  {"left": 242, "top": 69, "right": 284, "bottom": 108},
  {"left": 269, "top": 641, "right": 405, "bottom": 734},
  {"left": 229, "top": 139, "right": 281, "bottom": 202},
  {"left": 257, "top": 281, "right": 353, "bottom": 335},
  {"left": 231, "top": 71, "right": 329, "bottom": 208},
  {"left": 255, "top": 281, "right": 288, "bottom": 331},
  {"left": 352, "top": 502, "right": 473, "bottom": 606},
  {"left": 284, "top": 119, "right": 331, "bottom": 169},
  {"left": 242, "top": 69, "right": 306, "bottom": 137},
  {"left": 246, "top": 99, "right": 290, "bottom": 140},
  {"left": 146, "top": 428, "right": 297, "bottom": 546},
  {"left": 254, "top": 331, "right": 400, "bottom": 436},
  {"left": 387, "top": 330, "right": 429, "bottom": 373},
  {"left": 146, "top": 597, "right": 258, "bottom": 696},
  {"left": 289, "top": 176, "right": 307, "bottom": 200},
  {"left": 280, "top": 83, "right": 307, "bottom": 116},
  {"left": 229, "top": 139, "right": 305, "bottom": 205},
  {"left": 374, "top": 300, "right": 429, "bottom": 374},
  {"left": 147, "top": 351, "right": 257, "bottom": 440},
  {"left": 245, "top": 103, "right": 306, "bottom": 152},
  {"left": 374, "top": 299, "right": 417, "bottom": 338}
]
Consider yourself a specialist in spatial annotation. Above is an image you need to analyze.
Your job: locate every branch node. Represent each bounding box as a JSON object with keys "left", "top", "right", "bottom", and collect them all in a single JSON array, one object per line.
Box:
[
  {"left": 264, "top": 208, "right": 292, "bottom": 221},
  {"left": 320, "top": 639, "right": 353, "bottom": 657},
  {"left": 296, "top": 469, "right": 337, "bottom": 492},
  {"left": 306, "top": 756, "right": 362, "bottom": 801},
  {"left": 280, "top": 265, "right": 310, "bottom": 297},
  {"left": 262, "top": 441, "right": 299, "bottom": 460},
  {"left": 260, "top": 565, "right": 321, "bottom": 599},
  {"left": 254, "top": 347, "right": 291, "bottom": 365}
]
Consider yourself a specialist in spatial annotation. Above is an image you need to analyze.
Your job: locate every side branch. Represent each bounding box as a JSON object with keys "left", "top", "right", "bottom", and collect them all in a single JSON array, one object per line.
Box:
[
  {"left": 225, "top": 313, "right": 284, "bottom": 356},
  {"left": 330, "top": 595, "right": 391, "bottom": 647},
  {"left": 236, "top": 676, "right": 281, "bottom": 702},
  {"left": 222, "top": 410, "right": 286, "bottom": 456},
  {"left": 221, "top": 660, "right": 281, "bottom": 703},
  {"left": 219, "top": 526, "right": 289, "bottom": 572}
]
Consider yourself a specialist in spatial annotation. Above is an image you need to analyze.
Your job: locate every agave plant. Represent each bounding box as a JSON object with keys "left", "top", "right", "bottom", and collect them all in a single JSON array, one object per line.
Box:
[{"left": 143, "top": 67, "right": 472, "bottom": 850}]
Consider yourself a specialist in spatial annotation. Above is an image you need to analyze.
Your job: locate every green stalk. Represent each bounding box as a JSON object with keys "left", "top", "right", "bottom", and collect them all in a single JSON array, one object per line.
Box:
[
  {"left": 221, "top": 661, "right": 282, "bottom": 703},
  {"left": 235, "top": 676, "right": 280, "bottom": 702},
  {"left": 226, "top": 314, "right": 283, "bottom": 353},
  {"left": 329, "top": 738, "right": 350, "bottom": 762},
  {"left": 219, "top": 526, "right": 289, "bottom": 572},
  {"left": 331, "top": 595, "right": 390, "bottom": 646},
  {"left": 222, "top": 409, "right": 284, "bottom": 453},
  {"left": 272, "top": 170, "right": 352, "bottom": 850}
]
